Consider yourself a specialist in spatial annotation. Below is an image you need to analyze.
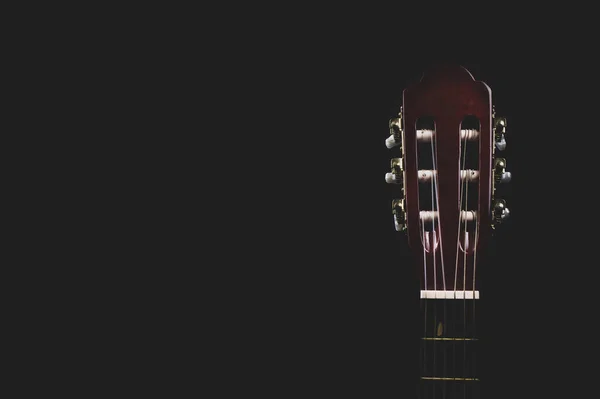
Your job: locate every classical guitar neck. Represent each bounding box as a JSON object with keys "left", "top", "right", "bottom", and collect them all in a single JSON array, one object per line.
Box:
[{"left": 385, "top": 64, "right": 512, "bottom": 399}]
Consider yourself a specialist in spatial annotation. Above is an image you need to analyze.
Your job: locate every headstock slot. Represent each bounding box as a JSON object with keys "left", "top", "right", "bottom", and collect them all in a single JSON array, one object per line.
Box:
[
  {"left": 459, "top": 116, "right": 481, "bottom": 171},
  {"left": 416, "top": 117, "right": 438, "bottom": 236},
  {"left": 458, "top": 116, "right": 481, "bottom": 254},
  {"left": 459, "top": 116, "right": 480, "bottom": 214}
]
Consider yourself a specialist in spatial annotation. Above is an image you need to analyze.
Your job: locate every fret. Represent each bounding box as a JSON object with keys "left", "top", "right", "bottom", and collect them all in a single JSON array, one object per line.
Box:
[
  {"left": 421, "top": 377, "right": 479, "bottom": 381},
  {"left": 419, "top": 298, "right": 479, "bottom": 395},
  {"left": 420, "top": 336, "right": 478, "bottom": 378}
]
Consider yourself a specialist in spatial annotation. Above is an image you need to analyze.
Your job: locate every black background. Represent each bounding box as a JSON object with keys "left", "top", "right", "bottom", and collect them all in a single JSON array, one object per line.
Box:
[
  {"left": 15, "top": 6, "right": 600, "bottom": 398},
  {"left": 109, "top": 12, "right": 600, "bottom": 398}
]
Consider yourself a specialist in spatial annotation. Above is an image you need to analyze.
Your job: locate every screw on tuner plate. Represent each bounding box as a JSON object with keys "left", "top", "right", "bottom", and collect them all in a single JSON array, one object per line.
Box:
[
  {"left": 385, "top": 109, "right": 403, "bottom": 149},
  {"left": 492, "top": 199, "right": 510, "bottom": 226},
  {"left": 392, "top": 198, "right": 407, "bottom": 232}
]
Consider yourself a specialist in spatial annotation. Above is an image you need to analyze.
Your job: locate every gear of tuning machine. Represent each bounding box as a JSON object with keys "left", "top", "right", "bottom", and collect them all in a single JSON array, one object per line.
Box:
[
  {"left": 385, "top": 158, "right": 404, "bottom": 186},
  {"left": 493, "top": 116, "right": 507, "bottom": 151},
  {"left": 385, "top": 108, "right": 403, "bottom": 149},
  {"left": 492, "top": 198, "right": 510, "bottom": 226},
  {"left": 493, "top": 157, "right": 511, "bottom": 184},
  {"left": 392, "top": 198, "right": 407, "bottom": 232}
]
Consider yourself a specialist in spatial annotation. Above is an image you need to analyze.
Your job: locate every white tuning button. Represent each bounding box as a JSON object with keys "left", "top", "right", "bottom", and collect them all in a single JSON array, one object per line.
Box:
[
  {"left": 393, "top": 214, "right": 404, "bottom": 231},
  {"left": 495, "top": 135, "right": 506, "bottom": 151},
  {"left": 385, "top": 158, "right": 403, "bottom": 184},
  {"left": 385, "top": 135, "right": 401, "bottom": 149},
  {"left": 385, "top": 173, "right": 402, "bottom": 184},
  {"left": 500, "top": 171, "right": 511, "bottom": 183}
]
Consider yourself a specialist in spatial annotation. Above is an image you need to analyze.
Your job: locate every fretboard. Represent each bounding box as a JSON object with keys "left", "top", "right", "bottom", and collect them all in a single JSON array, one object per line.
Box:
[{"left": 419, "top": 295, "right": 480, "bottom": 399}]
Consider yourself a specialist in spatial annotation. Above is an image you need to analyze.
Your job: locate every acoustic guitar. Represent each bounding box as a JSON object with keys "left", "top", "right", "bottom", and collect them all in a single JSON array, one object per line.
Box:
[{"left": 385, "top": 64, "right": 511, "bottom": 398}]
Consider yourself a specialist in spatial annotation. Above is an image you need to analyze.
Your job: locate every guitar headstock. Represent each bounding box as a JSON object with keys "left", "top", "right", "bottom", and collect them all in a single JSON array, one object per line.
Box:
[{"left": 385, "top": 65, "right": 511, "bottom": 294}]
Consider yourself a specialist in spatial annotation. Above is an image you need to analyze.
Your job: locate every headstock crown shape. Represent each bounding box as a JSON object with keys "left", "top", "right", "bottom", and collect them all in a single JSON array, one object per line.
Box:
[{"left": 385, "top": 65, "right": 511, "bottom": 295}]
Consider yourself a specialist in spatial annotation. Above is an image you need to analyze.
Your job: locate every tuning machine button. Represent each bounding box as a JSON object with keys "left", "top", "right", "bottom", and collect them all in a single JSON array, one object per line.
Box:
[
  {"left": 494, "top": 116, "right": 507, "bottom": 151},
  {"left": 494, "top": 157, "right": 512, "bottom": 183},
  {"left": 386, "top": 109, "right": 403, "bottom": 149},
  {"left": 385, "top": 158, "right": 404, "bottom": 185},
  {"left": 492, "top": 199, "right": 510, "bottom": 225},
  {"left": 392, "top": 198, "right": 407, "bottom": 232}
]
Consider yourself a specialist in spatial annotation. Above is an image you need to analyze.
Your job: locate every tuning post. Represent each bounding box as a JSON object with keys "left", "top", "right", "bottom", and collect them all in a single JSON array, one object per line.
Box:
[
  {"left": 385, "top": 108, "right": 403, "bottom": 149},
  {"left": 493, "top": 157, "right": 512, "bottom": 184},
  {"left": 385, "top": 157, "right": 404, "bottom": 185},
  {"left": 492, "top": 199, "right": 510, "bottom": 225},
  {"left": 494, "top": 116, "right": 507, "bottom": 151},
  {"left": 392, "top": 198, "right": 407, "bottom": 232}
]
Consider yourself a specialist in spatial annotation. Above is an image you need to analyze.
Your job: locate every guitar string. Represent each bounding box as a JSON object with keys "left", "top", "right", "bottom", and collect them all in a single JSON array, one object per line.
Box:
[
  {"left": 416, "top": 127, "right": 436, "bottom": 398},
  {"left": 469, "top": 128, "right": 482, "bottom": 396},
  {"left": 416, "top": 125, "right": 427, "bottom": 399},
  {"left": 430, "top": 126, "right": 448, "bottom": 398},
  {"left": 455, "top": 132, "right": 468, "bottom": 289},
  {"left": 421, "top": 293, "right": 427, "bottom": 399},
  {"left": 434, "top": 126, "right": 447, "bottom": 398},
  {"left": 455, "top": 128, "right": 468, "bottom": 397},
  {"left": 472, "top": 203, "right": 479, "bottom": 396},
  {"left": 414, "top": 124, "right": 428, "bottom": 399},
  {"left": 430, "top": 129, "right": 437, "bottom": 399},
  {"left": 432, "top": 127, "right": 446, "bottom": 290},
  {"left": 463, "top": 163, "right": 469, "bottom": 399},
  {"left": 421, "top": 152, "right": 428, "bottom": 399},
  {"left": 470, "top": 126, "right": 482, "bottom": 396}
]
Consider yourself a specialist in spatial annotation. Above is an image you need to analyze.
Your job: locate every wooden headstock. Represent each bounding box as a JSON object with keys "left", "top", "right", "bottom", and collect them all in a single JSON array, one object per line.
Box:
[{"left": 386, "top": 64, "right": 511, "bottom": 295}]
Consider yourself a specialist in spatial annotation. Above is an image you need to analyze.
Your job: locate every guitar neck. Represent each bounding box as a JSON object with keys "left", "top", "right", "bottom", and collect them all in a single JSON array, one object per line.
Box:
[
  {"left": 385, "top": 65, "right": 510, "bottom": 398},
  {"left": 419, "top": 296, "right": 480, "bottom": 398}
]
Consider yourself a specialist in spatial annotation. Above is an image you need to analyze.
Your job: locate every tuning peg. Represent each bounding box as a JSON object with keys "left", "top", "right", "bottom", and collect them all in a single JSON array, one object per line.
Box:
[
  {"left": 392, "top": 199, "right": 407, "bottom": 232},
  {"left": 494, "top": 157, "right": 512, "bottom": 183},
  {"left": 492, "top": 199, "right": 510, "bottom": 225},
  {"left": 386, "top": 111, "right": 403, "bottom": 149},
  {"left": 494, "top": 116, "right": 507, "bottom": 151},
  {"left": 385, "top": 158, "right": 404, "bottom": 185}
]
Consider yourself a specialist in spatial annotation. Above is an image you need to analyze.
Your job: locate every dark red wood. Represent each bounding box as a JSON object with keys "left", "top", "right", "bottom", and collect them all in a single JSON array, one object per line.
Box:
[{"left": 403, "top": 65, "right": 492, "bottom": 291}]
